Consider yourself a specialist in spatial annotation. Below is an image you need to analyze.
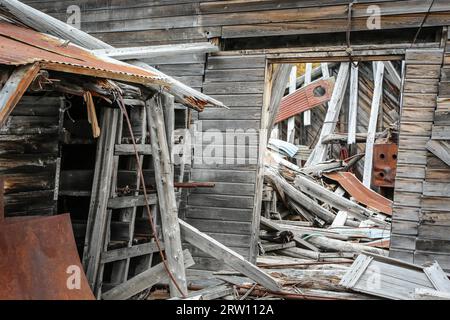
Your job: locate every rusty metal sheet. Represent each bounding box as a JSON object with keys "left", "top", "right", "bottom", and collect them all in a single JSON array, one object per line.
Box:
[
  {"left": 0, "top": 22, "right": 167, "bottom": 86},
  {"left": 372, "top": 143, "right": 398, "bottom": 188},
  {"left": 325, "top": 172, "right": 393, "bottom": 216},
  {"left": 0, "top": 214, "right": 94, "bottom": 300},
  {"left": 275, "top": 78, "right": 335, "bottom": 124}
]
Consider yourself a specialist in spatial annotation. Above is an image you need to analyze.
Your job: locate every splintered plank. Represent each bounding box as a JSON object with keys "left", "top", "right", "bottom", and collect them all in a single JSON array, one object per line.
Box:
[
  {"left": 102, "top": 250, "right": 194, "bottom": 300},
  {"left": 0, "top": 63, "right": 40, "bottom": 128},
  {"left": 179, "top": 219, "right": 281, "bottom": 292}
]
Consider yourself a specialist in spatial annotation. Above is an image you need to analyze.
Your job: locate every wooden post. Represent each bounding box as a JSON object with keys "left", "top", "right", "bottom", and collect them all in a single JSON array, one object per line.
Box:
[
  {"left": 348, "top": 64, "right": 359, "bottom": 145},
  {"left": 306, "top": 63, "right": 350, "bottom": 166},
  {"left": 83, "top": 107, "right": 120, "bottom": 294},
  {"left": 147, "top": 93, "right": 188, "bottom": 297},
  {"left": 363, "top": 62, "right": 385, "bottom": 188},
  {"left": 0, "top": 63, "right": 40, "bottom": 127}
]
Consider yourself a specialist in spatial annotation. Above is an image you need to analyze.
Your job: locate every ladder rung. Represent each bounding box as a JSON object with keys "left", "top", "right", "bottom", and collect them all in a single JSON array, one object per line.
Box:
[
  {"left": 101, "top": 242, "right": 162, "bottom": 263},
  {"left": 114, "top": 144, "right": 152, "bottom": 155},
  {"left": 107, "top": 194, "right": 157, "bottom": 209}
]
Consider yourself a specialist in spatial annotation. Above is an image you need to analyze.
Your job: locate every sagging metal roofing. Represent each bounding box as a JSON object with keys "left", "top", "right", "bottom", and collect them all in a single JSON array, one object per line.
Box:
[
  {"left": 0, "top": 0, "right": 226, "bottom": 111},
  {"left": 0, "top": 22, "right": 168, "bottom": 87}
]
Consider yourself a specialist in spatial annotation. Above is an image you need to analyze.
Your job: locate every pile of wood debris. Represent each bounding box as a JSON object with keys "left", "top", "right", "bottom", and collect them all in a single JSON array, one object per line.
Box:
[{"left": 175, "top": 148, "right": 450, "bottom": 301}]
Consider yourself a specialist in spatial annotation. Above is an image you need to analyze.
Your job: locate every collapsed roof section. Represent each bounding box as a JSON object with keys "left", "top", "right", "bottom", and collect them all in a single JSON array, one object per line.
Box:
[{"left": 0, "top": 0, "right": 226, "bottom": 111}]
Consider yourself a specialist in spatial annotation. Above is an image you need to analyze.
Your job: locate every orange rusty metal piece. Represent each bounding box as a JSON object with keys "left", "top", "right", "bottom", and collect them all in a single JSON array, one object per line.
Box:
[
  {"left": 325, "top": 172, "right": 393, "bottom": 216},
  {"left": 275, "top": 78, "right": 335, "bottom": 124},
  {"left": 0, "top": 22, "right": 167, "bottom": 86},
  {"left": 0, "top": 214, "right": 95, "bottom": 300},
  {"left": 372, "top": 143, "right": 398, "bottom": 188}
]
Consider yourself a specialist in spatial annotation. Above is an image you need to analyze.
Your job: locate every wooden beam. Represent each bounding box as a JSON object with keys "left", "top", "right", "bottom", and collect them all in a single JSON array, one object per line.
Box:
[
  {"left": 93, "top": 43, "right": 219, "bottom": 60},
  {"left": 306, "top": 63, "right": 350, "bottom": 166},
  {"left": 0, "top": 63, "right": 40, "bottom": 127},
  {"left": 179, "top": 219, "right": 281, "bottom": 292},
  {"left": 363, "top": 62, "right": 385, "bottom": 188},
  {"left": 102, "top": 249, "right": 194, "bottom": 300},
  {"left": 348, "top": 64, "right": 359, "bottom": 145},
  {"left": 147, "top": 93, "right": 187, "bottom": 297}
]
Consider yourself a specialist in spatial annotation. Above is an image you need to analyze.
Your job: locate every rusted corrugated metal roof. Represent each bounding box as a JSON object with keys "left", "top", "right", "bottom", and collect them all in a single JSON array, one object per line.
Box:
[
  {"left": 0, "top": 22, "right": 168, "bottom": 87},
  {"left": 324, "top": 172, "right": 393, "bottom": 216},
  {"left": 275, "top": 78, "right": 335, "bottom": 124}
]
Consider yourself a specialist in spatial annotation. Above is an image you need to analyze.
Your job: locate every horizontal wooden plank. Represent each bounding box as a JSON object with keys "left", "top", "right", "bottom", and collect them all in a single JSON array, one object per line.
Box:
[
  {"left": 401, "top": 107, "right": 435, "bottom": 123},
  {"left": 114, "top": 144, "right": 152, "bottom": 155},
  {"left": 405, "top": 64, "right": 441, "bottom": 79},
  {"left": 405, "top": 49, "right": 444, "bottom": 65},
  {"left": 418, "top": 224, "right": 450, "bottom": 240},
  {"left": 402, "top": 93, "right": 437, "bottom": 107},
  {"left": 204, "top": 69, "right": 265, "bottom": 82},
  {"left": 422, "top": 196, "right": 450, "bottom": 211},
  {"left": 204, "top": 94, "right": 263, "bottom": 107},
  {"left": 187, "top": 194, "right": 254, "bottom": 209},
  {"left": 186, "top": 205, "right": 253, "bottom": 222},
  {"left": 199, "top": 108, "right": 261, "bottom": 120},
  {"left": 390, "top": 234, "right": 416, "bottom": 251},
  {"left": 394, "top": 178, "right": 423, "bottom": 193},
  {"left": 107, "top": 194, "right": 158, "bottom": 209},
  {"left": 416, "top": 239, "right": 450, "bottom": 253},
  {"left": 207, "top": 55, "right": 266, "bottom": 69},
  {"left": 420, "top": 210, "right": 450, "bottom": 226},
  {"left": 199, "top": 119, "right": 260, "bottom": 131},
  {"left": 184, "top": 218, "right": 252, "bottom": 235},
  {"left": 399, "top": 122, "right": 432, "bottom": 137},
  {"left": 191, "top": 168, "right": 256, "bottom": 183},
  {"left": 389, "top": 249, "right": 414, "bottom": 263},
  {"left": 432, "top": 125, "right": 450, "bottom": 139},
  {"left": 395, "top": 164, "right": 426, "bottom": 179},
  {"left": 392, "top": 206, "right": 420, "bottom": 222},
  {"left": 391, "top": 219, "right": 418, "bottom": 236},
  {"left": 393, "top": 191, "right": 422, "bottom": 208},
  {"left": 189, "top": 182, "right": 255, "bottom": 196},
  {"left": 423, "top": 181, "right": 450, "bottom": 197},
  {"left": 425, "top": 169, "right": 450, "bottom": 182},
  {"left": 414, "top": 251, "right": 450, "bottom": 271},
  {"left": 397, "top": 149, "right": 428, "bottom": 165},
  {"left": 203, "top": 81, "right": 264, "bottom": 95}
]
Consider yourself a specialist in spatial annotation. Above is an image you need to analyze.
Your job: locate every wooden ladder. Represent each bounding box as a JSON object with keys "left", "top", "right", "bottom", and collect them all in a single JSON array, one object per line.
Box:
[{"left": 82, "top": 93, "right": 187, "bottom": 299}]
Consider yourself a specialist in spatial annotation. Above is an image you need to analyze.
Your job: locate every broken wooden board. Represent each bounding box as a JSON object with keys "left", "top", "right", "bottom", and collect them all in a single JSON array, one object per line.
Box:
[
  {"left": 179, "top": 219, "right": 281, "bottom": 292},
  {"left": 102, "top": 249, "right": 194, "bottom": 300},
  {"left": 340, "top": 253, "right": 450, "bottom": 300}
]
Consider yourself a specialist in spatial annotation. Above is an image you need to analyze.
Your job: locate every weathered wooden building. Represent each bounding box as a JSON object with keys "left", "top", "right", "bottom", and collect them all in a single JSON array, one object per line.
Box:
[{"left": 8, "top": 0, "right": 450, "bottom": 274}]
